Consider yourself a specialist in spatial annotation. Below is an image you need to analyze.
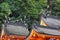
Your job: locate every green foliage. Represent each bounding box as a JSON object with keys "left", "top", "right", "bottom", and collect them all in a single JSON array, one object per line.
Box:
[
  {"left": 4, "top": 0, "right": 47, "bottom": 19},
  {"left": 0, "top": 2, "right": 11, "bottom": 18},
  {"left": 4, "top": 0, "right": 22, "bottom": 11},
  {"left": 52, "top": 0, "right": 60, "bottom": 16},
  {"left": 24, "top": 0, "right": 47, "bottom": 19},
  {"left": 1, "top": 0, "right": 60, "bottom": 28},
  {"left": 2, "top": 0, "right": 47, "bottom": 28}
]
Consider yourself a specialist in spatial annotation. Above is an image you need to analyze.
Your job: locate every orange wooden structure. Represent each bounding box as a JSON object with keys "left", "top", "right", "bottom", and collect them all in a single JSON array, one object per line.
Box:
[
  {"left": 1, "top": 30, "right": 25, "bottom": 40},
  {"left": 0, "top": 24, "right": 26, "bottom": 40},
  {"left": 1, "top": 35, "right": 25, "bottom": 40},
  {"left": 27, "top": 30, "right": 60, "bottom": 40}
]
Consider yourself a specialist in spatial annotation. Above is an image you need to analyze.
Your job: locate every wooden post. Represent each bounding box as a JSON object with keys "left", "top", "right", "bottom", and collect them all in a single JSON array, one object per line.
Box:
[
  {"left": 1, "top": 24, "right": 5, "bottom": 38},
  {"left": 1, "top": 19, "right": 7, "bottom": 38}
]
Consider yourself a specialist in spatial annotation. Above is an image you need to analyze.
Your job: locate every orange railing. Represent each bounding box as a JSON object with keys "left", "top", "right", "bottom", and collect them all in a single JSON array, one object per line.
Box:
[
  {"left": 1, "top": 35, "right": 25, "bottom": 40},
  {"left": 27, "top": 30, "right": 60, "bottom": 40}
]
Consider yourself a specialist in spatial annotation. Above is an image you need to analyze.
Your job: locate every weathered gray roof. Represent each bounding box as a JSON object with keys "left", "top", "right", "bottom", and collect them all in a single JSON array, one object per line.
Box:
[
  {"left": 41, "top": 16, "right": 60, "bottom": 29},
  {"left": 33, "top": 25, "right": 60, "bottom": 35},
  {"left": 3, "top": 21, "right": 29, "bottom": 36}
]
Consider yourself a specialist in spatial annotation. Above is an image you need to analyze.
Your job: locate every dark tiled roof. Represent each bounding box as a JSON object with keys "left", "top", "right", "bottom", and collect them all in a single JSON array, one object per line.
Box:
[
  {"left": 47, "top": 16, "right": 60, "bottom": 20},
  {"left": 32, "top": 23, "right": 59, "bottom": 30},
  {"left": 3, "top": 21, "right": 29, "bottom": 36},
  {"left": 32, "top": 23, "right": 60, "bottom": 36},
  {"left": 40, "top": 16, "right": 60, "bottom": 29}
]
